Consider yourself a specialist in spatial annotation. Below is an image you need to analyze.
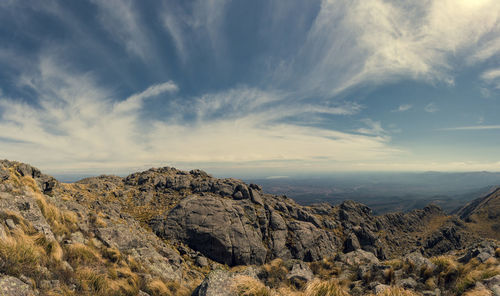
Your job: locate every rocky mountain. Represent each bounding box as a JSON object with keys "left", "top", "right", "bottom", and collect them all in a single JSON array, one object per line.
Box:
[{"left": 0, "top": 160, "right": 498, "bottom": 296}]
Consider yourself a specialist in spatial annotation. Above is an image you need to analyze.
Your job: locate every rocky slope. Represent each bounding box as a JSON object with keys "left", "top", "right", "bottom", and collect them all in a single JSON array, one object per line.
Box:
[
  {"left": 457, "top": 186, "right": 500, "bottom": 240},
  {"left": 0, "top": 160, "right": 498, "bottom": 296}
]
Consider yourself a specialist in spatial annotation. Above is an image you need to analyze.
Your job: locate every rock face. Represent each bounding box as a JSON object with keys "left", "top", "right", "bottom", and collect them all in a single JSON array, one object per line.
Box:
[{"left": 151, "top": 193, "right": 340, "bottom": 266}]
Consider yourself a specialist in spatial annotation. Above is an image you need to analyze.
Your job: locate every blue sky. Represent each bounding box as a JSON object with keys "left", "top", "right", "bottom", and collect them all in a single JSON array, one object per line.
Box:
[{"left": 1, "top": 0, "right": 500, "bottom": 176}]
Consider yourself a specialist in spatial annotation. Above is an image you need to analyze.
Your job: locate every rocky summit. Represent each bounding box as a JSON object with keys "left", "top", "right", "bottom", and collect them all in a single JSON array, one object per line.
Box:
[{"left": 0, "top": 160, "right": 499, "bottom": 296}]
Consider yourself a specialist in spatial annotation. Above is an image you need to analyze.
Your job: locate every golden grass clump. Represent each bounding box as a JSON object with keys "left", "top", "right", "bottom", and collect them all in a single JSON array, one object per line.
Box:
[
  {"left": 231, "top": 275, "right": 271, "bottom": 296},
  {"left": 303, "top": 279, "right": 350, "bottom": 296},
  {"left": 309, "top": 257, "right": 341, "bottom": 279},
  {"left": 75, "top": 267, "right": 107, "bottom": 294},
  {"left": 261, "top": 258, "right": 288, "bottom": 288},
  {"left": 369, "top": 286, "right": 419, "bottom": 296},
  {"left": 0, "top": 234, "right": 43, "bottom": 277},
  {"left": 103, "top": 247, "right": 122, "bottom": 263},
  {"left": 0, "top": 210, "right": 37, "bottom": 235},
  {"left": 456, "top": 259, "right": 500, "bottom": 294},
  {"left": 144, "top": 279, "right": 191, "bottom": 296},
  {"left": 384, "top": 259, "right": 403, "bottom": 270},
  {"left": 64, "top": 243, "right": 100, "bottom": 266}
]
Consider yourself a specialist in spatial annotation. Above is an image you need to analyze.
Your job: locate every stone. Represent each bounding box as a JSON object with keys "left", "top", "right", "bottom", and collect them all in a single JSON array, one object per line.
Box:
[
  {"left": 5, "top": 218, "right": 16, "bottom": 230},
  {"left": 338, "top": 249, "right": 380, "bottom": 266},
  {"left": 0, "top": 275, "right": 35, "bottom": 296},
  {"left": 286, "top": 261, "right": 314, "bottom": 286},
  {"left": 491, "top": 285, "right": 500, "bottom": 296},
  {"left": 70, "top": 231, "right": 86, "bottom": 244},
  {"left": 193, "top": 268, "right": 259, "bottom": 296},
  {"left": 344, "top": 232, "right": 361, "bottom": 252},
  {"left": 477, "top": 252, "right": 492, "bottom": 263},
  {"left": 196, "top": 255, "right": 209, "bottom": 267},
  {"left": 374, "top": 284, "right": 390, "bottom": 294},
  {"left": 0, "top": 223, "right": 7, "bottom": 240},
  {"left": 483, "top": 275, "right": 500, "bottom": 288},
  {"left": 398, "top": 277, "right": 418, "bottom": 289}
]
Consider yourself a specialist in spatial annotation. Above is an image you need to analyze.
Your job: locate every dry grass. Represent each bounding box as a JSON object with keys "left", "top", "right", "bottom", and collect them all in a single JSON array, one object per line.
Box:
[
  {"left": 463, "top": 288, "right": 494, "bottom": 296},
  {"left": 303, "top": 279, "right": 349, "bottom": 296},
  {"left": 496, "top": 248, "right": 500, "bottom": 258},
  {"left": 0, "top": 234, "right": 43, "bottom": 277},
  {"left": 456, "top": 258, "right": 500, "bottom": 294},
  {"left": 143, "top": 279, "right": 191, "bottom": 296},
  {"left": 0, "top": 210, "right": 37, "bottom": 234},
  {"left": 232, "top": 275, "right": 271, "bottom": 296},
  {"left": 260, "top": 258, "right": 288, "bottom": 288},
  {"left": 367, "top": 286, "right": 420, "bottom": 296},
  {"left": 64, "top": 243, "right": 100, "bottom": 266},
  {"left": 75, "top": 267, "right": 107, "bottom": 294},
  {"left": 309, "top": 257, "right": 341, "bottom": 279}
]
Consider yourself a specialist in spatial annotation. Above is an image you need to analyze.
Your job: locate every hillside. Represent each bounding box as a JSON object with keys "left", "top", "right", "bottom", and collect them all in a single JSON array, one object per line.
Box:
[
  {"left": 457, "top": 187, "right": 500, "bottom": 240},
  {"left": 0, "top": 160, "right": 498, "bottom": 296}
]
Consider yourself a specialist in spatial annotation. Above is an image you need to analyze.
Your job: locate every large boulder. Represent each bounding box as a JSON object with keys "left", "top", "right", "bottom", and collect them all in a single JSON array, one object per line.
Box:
[{"left": 151, "top": 195, "right": 268, "bottom": 266}]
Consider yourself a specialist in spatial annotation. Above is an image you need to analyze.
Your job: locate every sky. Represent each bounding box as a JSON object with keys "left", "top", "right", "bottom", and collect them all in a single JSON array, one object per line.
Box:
[{"left": 1, "top": 0, "right": 500, "bottom": 177}]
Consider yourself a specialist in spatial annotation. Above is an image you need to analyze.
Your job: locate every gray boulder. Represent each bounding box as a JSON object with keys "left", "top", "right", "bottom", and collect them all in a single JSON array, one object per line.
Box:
[
  {"left": 0, "top": 275, "right": 35, "bottom": 296},
  {"left": 286, "top": 261, "right": 314, "bottom": 286}
]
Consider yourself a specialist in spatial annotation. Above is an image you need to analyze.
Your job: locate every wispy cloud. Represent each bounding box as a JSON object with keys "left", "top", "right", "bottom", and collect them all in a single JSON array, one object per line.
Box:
[
  {"left": 90, "top": 0, "right": 154, "bottom": 61},
  {"left": 277, "top": 0, "right": 500, "bottom": 97},
  {"left": 424, "top": 102, "right": 439, "bottom": 113},
  {"left": 392, "top": 104, "right": 412, "bottom": 112},
  {"left": 0, "top": 57, "right": 399, "bottom": 172},
  {"left": 440, "top": 125, "right": 500, "bottom": 131}
]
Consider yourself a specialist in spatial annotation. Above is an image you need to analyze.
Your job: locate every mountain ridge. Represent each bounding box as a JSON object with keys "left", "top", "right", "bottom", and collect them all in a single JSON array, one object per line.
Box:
[{"left": 0, "top": 160, "right": 498, "bottom": 296}]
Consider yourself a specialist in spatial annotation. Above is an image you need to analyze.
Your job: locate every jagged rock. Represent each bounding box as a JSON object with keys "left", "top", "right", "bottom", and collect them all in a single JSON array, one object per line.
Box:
[
  {"left": 286, "top": 261, "right": 314, "bottom": 286},
  {"left": 0, "top": 275, "right": 35, "bottom": 296},
  {"left": 344, "top": 232, "right": 361, "bottom": 252}
]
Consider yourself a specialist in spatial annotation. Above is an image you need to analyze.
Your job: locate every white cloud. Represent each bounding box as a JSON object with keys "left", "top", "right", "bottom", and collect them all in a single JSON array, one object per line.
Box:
[
  {"left": 424, "top": 102, "right": 439, "bottom": 113},
  {"left": 0, "top": 57, "right": 400, "bottom": 173},
  {"left": 356, "top": 119, "right": 387, "bottom": 137},
  {"left": 392, "top": 104, "right": 412, "bottom": 112}
]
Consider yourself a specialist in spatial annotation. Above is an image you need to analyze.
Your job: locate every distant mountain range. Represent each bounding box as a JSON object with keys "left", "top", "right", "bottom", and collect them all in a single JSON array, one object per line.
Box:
[{"left": 247, "top": 171, "right": 500, "bottom": 214}]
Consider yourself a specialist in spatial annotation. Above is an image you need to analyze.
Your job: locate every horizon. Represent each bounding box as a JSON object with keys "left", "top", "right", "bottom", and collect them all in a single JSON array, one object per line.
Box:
[{"left": 1, "top": 1, "right": 500, "bottom": 174}]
